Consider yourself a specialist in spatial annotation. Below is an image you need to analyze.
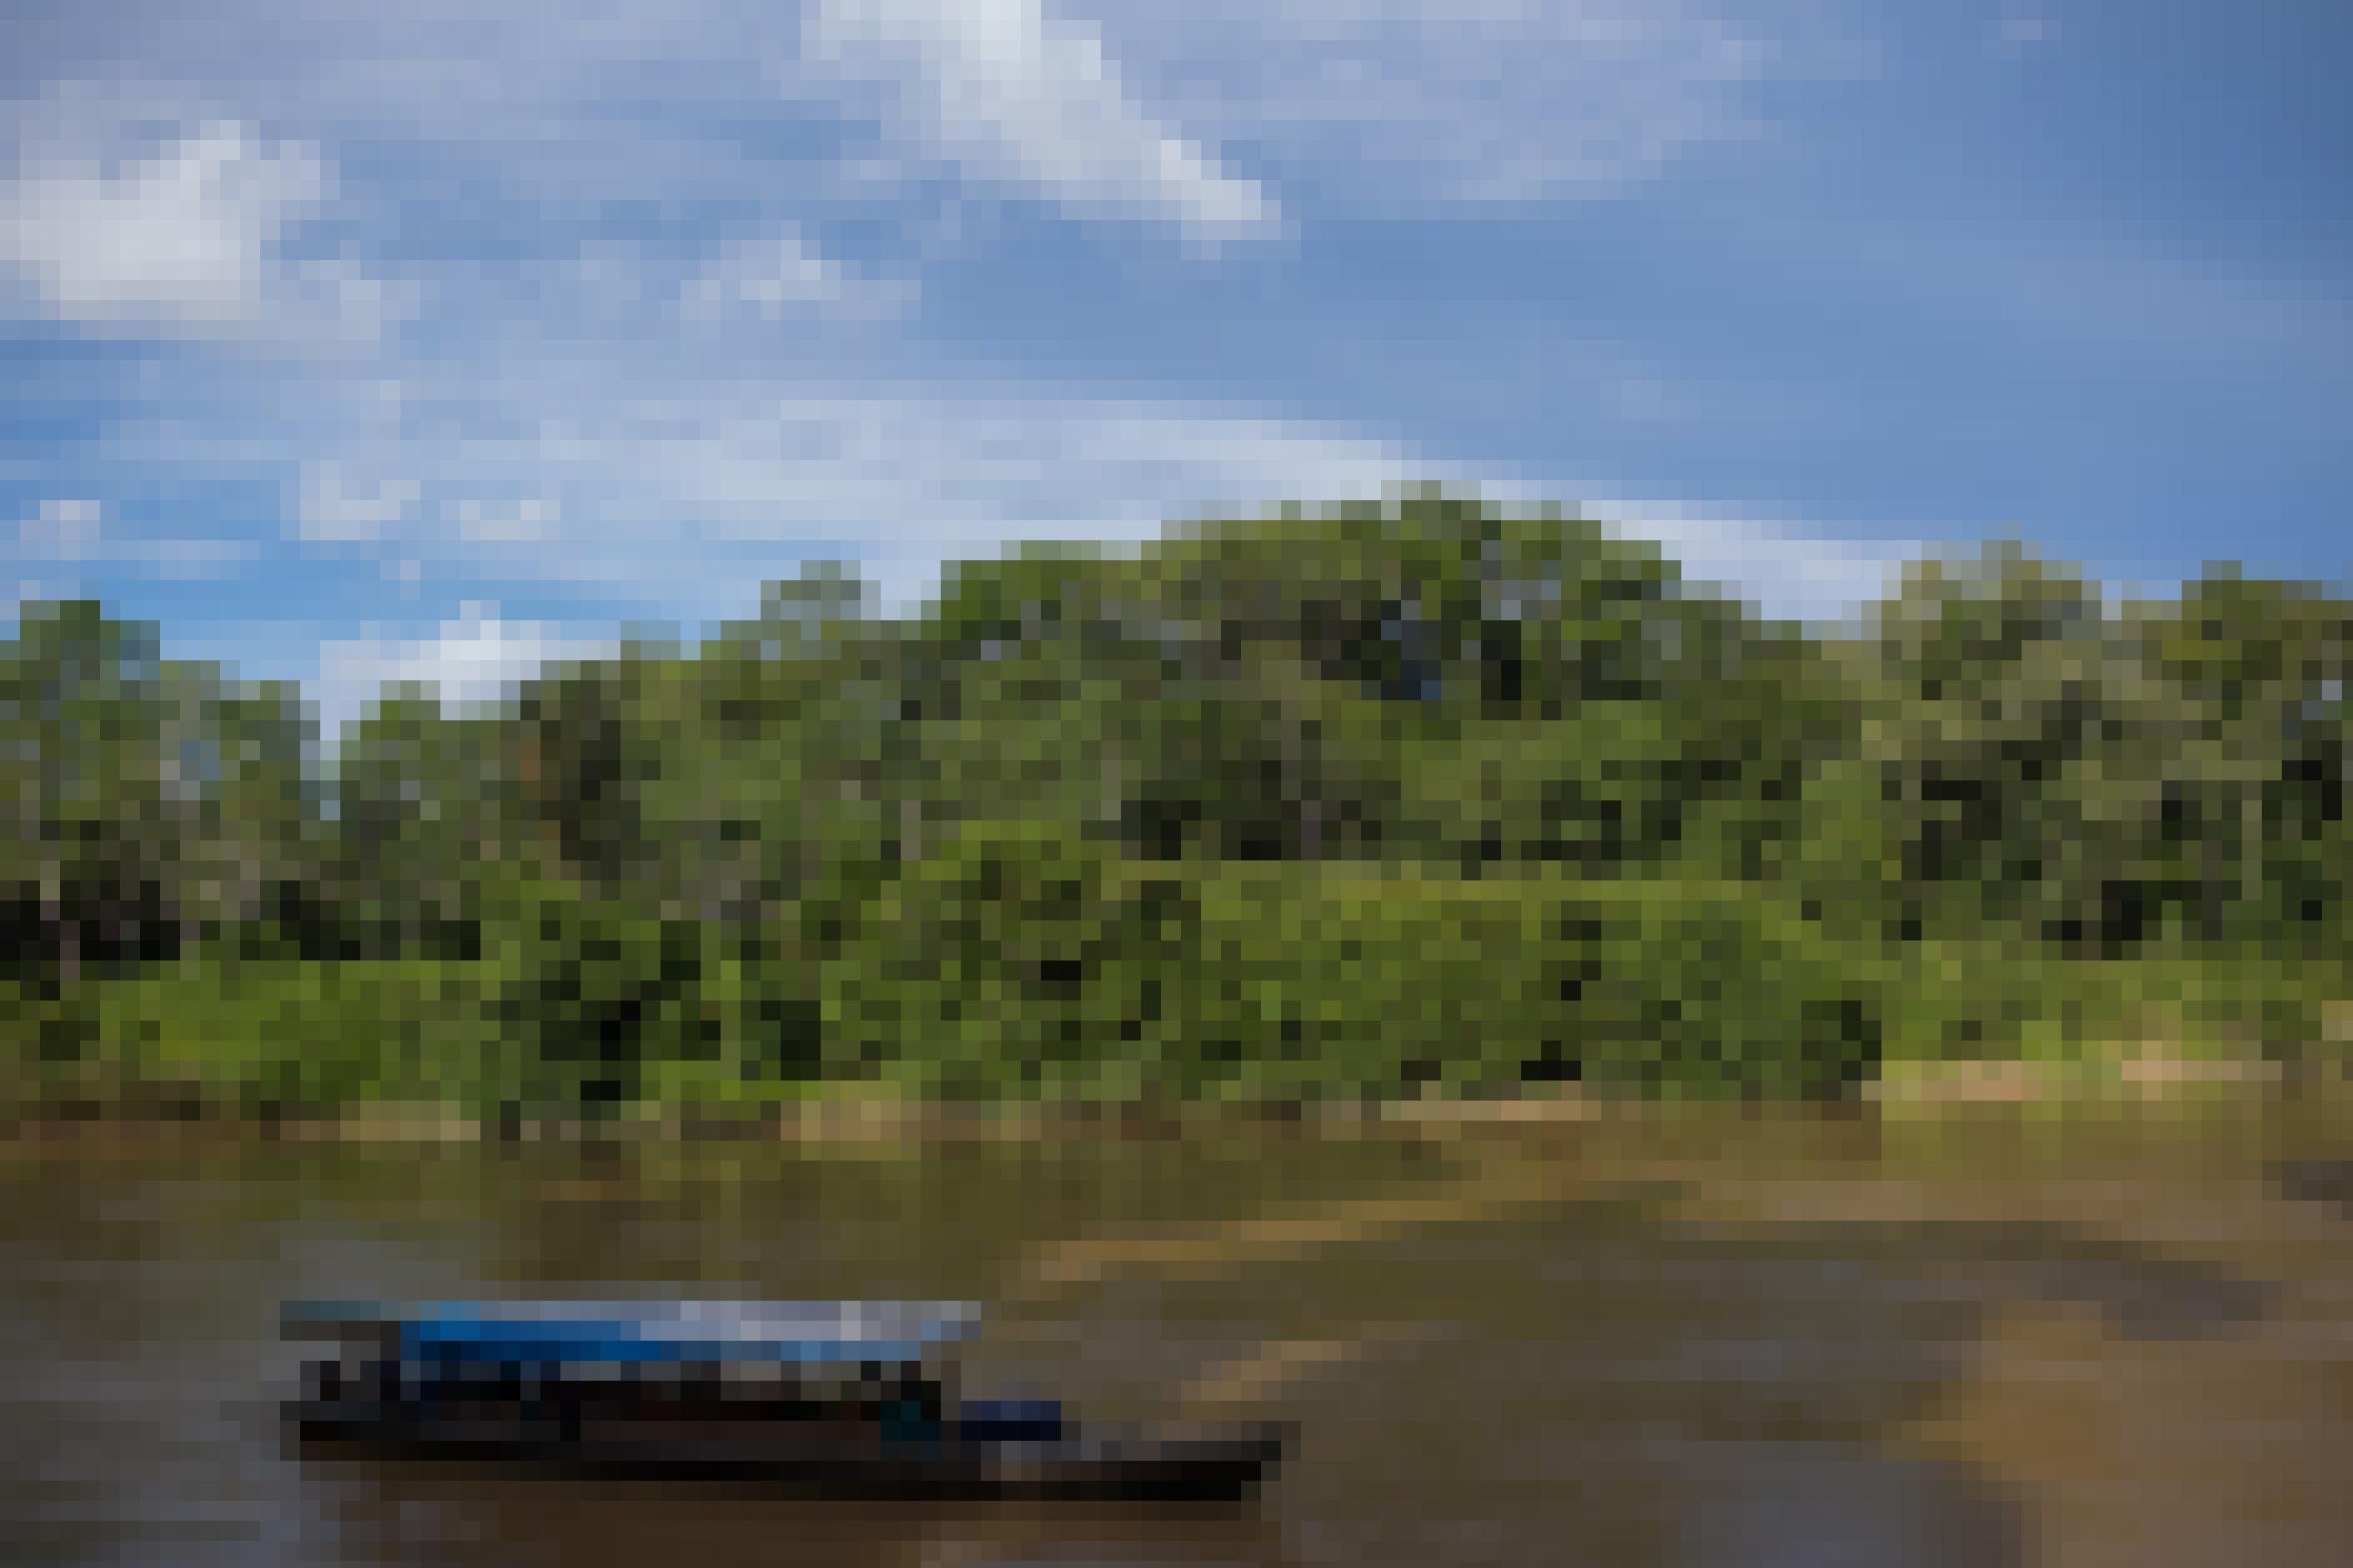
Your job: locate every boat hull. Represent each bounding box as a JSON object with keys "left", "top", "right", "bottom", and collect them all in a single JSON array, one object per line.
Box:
[{"left": 287, "top": 1399, "right": 1291, "bottom": 1503}]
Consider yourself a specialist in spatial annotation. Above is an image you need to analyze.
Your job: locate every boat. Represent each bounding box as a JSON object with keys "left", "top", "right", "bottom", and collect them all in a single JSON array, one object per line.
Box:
[{"left": 281, "top": 1298, "right": 1291, "bottom": 1502}]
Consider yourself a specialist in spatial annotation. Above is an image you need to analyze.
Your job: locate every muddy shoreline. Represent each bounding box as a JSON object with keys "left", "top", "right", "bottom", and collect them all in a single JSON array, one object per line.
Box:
[{"left": 2, "top": 1056, "right": 2335, "bottom": 1153}]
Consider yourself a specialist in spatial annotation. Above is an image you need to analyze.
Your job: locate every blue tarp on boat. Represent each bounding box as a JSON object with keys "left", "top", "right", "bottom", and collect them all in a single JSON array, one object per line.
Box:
[{"left": 283, "top": 1299, "right": 981, "bottom": 1367}]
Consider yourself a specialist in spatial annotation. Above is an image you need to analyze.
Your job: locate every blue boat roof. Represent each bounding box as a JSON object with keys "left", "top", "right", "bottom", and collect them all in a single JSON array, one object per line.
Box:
[{"left": 283, "top": 1299, "right": 981, "bottom": 1366}]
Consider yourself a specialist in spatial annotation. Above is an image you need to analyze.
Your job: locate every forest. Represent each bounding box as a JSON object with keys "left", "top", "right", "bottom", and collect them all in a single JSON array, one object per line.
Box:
[{"left": 6, "top": 491, "right": 2348, "bottom": 1119}]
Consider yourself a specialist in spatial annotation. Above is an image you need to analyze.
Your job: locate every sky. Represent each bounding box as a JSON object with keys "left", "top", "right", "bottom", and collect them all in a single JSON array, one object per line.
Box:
[{"left": 2, "top": 1, "right": 2347, "bottom": 727}]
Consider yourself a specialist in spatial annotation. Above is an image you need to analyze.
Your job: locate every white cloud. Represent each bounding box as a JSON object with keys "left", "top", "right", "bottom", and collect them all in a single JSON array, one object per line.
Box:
[
  {"left": 231, "top": 382, "right": 1420, "bottom": 616},
  {"left": 0, "top": 118, "right": 325, "bottom": 332},
  {"left": 452, "top": 495, "right": 561, "bottom": 547},
  {"left": 0, "top": 88, "right": 420, "bottom": 353},
  {"left": 134, "top": 538, "right": 264, "bottom": 579},
  {"left": 296, "top": 461, "right": 420, "bottom": 543},
  {"left": 13, "top": 499, "right": 106, "bottom": 562},
  {"left": 1097, "top": 0, "right": 1852, "bottom": 211},
  {"left": 795, "top": 1, "right": 1829, "bottom": 232},
  {"left": 314, "top": 606, "right": 606, "bottom": 732},
  {"left": 1595, "top": 498, "right": 1917, "bottom": 624},
  {"left": 91, "top": 281, "right": 1923, "bottom": 626},
  {"left": 0, "top": 0, "right": 1857, "bottom": 339},
  {"left": 677, "top": 226, "right": 919, "bottom": 325},
  {"left": 804, "top": 0, "right": 1282, "bottom": 249},
  {"left": 9, "top": 496, "right": 256, "bottom": 581},
  {"left": 211, "top": 357, "right": 1909, "bottom": 625}
]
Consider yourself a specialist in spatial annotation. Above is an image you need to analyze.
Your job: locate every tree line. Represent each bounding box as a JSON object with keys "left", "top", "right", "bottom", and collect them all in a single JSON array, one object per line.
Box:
[{"left": 6, "top": 492, "right": 2347, "bottom": 1117}]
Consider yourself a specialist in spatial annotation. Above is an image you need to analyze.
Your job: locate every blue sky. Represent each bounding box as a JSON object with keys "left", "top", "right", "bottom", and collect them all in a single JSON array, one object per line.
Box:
[{"left": 3, "top": 1, "right": 2347, "bottom": 725}]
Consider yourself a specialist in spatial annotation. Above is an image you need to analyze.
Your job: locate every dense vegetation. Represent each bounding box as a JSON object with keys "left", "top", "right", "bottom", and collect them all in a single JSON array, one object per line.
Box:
[{"left": 6, "top": 493, "right": 2348, "bottom": 1119}]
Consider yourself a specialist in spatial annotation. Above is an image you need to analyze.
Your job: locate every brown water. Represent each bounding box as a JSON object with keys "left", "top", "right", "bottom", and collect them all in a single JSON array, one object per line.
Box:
[{"left": 3, "top": 1097, "right": 2351, "bottom": 1568}]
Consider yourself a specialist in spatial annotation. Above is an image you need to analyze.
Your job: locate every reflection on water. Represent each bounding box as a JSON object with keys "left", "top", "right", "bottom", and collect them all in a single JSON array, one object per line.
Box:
[{"left": 2, "top": 1094, "right": 2350, "bottom": 1567}]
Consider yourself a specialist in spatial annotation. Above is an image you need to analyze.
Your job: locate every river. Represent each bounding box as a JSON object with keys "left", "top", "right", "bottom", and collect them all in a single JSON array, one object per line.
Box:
[{"left": 3, "top": 1093, "right": 2349, "bottom": 1566}]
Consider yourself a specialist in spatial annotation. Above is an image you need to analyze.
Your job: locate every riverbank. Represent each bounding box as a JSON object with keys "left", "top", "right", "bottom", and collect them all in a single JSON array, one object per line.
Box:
[{"left": 6, "top": 1051, "right": 2339, "bottom": 1153}]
